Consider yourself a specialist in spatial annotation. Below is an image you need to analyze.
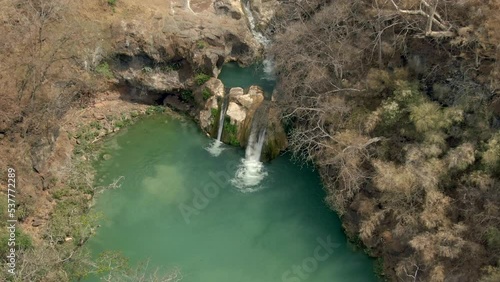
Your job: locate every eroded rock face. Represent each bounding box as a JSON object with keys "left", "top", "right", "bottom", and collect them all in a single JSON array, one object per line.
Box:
[
  {"left": 198, "top": 78, "right": 225, "bottom": 133},
  {"left": 110, "top": 2, "right": 262, "bottom": 83},
  {"left": 205, "top": 78, "right": 225, "bottom": 99},
  {"left": 105, "top": 0, "right": 270, "bottom": 114},
  {"left": 214, "top": 0, "right": 244, "bottom": 20},
  {"left": 119, "top": 68, "right": 184, "bottom": 93},
  {"left": 248, "top": 0, "right": 278, "bottom": 32},
  {"left": 222, "top": 86, "right": 265, "bottom": 145},
  {"left": 262, "top": 103, "right": 288, "bottom": 160},
  {"left": 102, "top": 0, "right": 284, "bottom": 157}
]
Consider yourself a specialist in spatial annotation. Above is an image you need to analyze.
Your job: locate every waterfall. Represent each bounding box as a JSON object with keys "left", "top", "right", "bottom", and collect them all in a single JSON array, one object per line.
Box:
[
  {"left": 245, "top": 127, "right": 266, "bottom": 162},
  {"left": 222, "top": 3, "right": 275, "bottom": 190},
  {"left": 216, "top": 98, "right": 228, "bottom": 141},
  {"left": 261, "top": 57, "right": 275, "bottom": 80},
  {"left": 231, "top": 103, "right": 269, "bottom": 192},
  {"left": 242, "top": 1, "right": 275, "bottom": 80},
  {"left": 242, "top": 1, "right": 270, "bottom": 47},
  {"left": 206, "top": 97, "right": 228, "bottom": 157}
]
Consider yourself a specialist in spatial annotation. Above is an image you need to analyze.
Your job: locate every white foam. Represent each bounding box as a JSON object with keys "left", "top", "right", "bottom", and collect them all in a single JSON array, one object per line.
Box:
[
  {"left": 231, "top": 128, "right": 267, "bottom": 191},
  {"left": 205, "top": 140, "right": 225, "bottom": 157},
  {"left": 262, "top": 58, "right": 276, "bottom": 80},
  {"left": 231, "top": 158, "right": 268, "bottom": 192}
]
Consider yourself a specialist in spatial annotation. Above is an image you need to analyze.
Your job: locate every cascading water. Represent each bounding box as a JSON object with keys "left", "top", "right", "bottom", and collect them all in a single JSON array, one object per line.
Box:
[
  {"left": 242, "top": 1, "right": 276, "bottom": 80},
  {"left": 206, "top": 97, "right": 228, "bottom": 157},
  {"left": 231, "top": 126, "right": 268, "bottom": 192},
  {"left": 216, "top": 98, "right": 227, "bottom": 141},
  {"left": 242, "top": 1, "right": 270, "bottom": 47},
  {"left": 224, "top": 3, "right": 278, "bottom": 190},
  {"left": 231, "top": 103, "right": 269, "bottom": 191}
]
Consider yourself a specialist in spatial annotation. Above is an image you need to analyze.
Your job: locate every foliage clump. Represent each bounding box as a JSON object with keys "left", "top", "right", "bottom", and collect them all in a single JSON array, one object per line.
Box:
[
  {"left": 271, "top": 0, "right": 500, "bottom": 279},
  {"left": 95, "top": 62, "right": 114, "bottom": 79},
  {"left": 195, "top": 73, "right": 211, "bottom": 86},
  {"left": 223, "top": 117, "right": 239, "bottom": 146},
  {"left": 202, "top": 87, "right": 212, "bottom": 100}
]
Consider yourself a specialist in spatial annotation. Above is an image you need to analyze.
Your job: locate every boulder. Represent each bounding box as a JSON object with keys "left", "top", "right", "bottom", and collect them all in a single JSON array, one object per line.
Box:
[
  {"left": 226, "top": 102, "right": 247, "bottom": 124},
  {"left": 205, "top": 78, "right": 225, "bottom": 98}
]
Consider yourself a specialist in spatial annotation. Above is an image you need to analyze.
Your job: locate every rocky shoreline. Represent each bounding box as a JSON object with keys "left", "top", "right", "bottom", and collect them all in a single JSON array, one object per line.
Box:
[{"left": 19, "top": 0, "right": 286, "bottom": 241}]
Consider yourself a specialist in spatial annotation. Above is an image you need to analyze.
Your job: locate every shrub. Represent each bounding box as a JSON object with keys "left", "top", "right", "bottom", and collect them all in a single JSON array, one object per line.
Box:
[
  {"left": 0, "top": 228, "right": 32, "bottom": 257},
  {"left": 482, "top": 133, "right": 500, "bottom": 173},
  {"left": 202, "top": 88, "right": 212, "bottom": 100},
  {"left": 180, "top": 90, "right": 194, "bottom": 102},
  {"left": 52, "top": 188, "right": 70, "bottom": 200},
  {"left": 486, "top": 227, "right": 500, "bottom": 250},
  {"left": 211, "top": 107, "right": 219, "bottom": 119},
  {"left": 107, "top": 0, "right": 117, "bottom": 6},
  {"left": 89, "top": 121, "right": 102, "bottom": 130},
  {"left": 161, "top": 61, "right": 182, "bottom": 71},
  {"left": 224, "top": 118, "right": 239, "bottom": 146},
  {"left": 95, "top": 62, "right": 113, "bottom": 79},
  {"left": 146, "top": 106, "right": 164, "bottom": 115},
  {"left": 366, "top": 68, "right": 391, "bottom": 93},
  {"left": 195, "top": 73, "right": 211, "bottom": 86},
  {"left": 196, "top": 40, "right": 206, "bottom": 49}
]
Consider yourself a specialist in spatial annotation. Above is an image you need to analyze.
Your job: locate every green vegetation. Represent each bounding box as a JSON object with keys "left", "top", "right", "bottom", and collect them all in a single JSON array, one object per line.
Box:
[
  {"left": 107, "top": 0, "right": 117, "bottom": 7},
  {"left": 211, "top": 107, "right": 219, "bottom": 119},
  {"left": 202, "top": 87, "right": 212, "bottom": 100},
  {"left": 373, "top": 258, "right": 386, "bottom": 281},
  {"left": 223, "top": 117, "right": 239, "bottom": 146},
  {"left": 146, "top": 105, "right": 165, "bottom": 115},
  {"left": 486, "top": 227, "right": 500, "bottom": 250},
  {"left": 195, "top": 73, "right": 211, "bottom": 86},
  {"left": 0, "top": 201, "right": 33, "bottom": 258},
  {"left": 180, "top": 89, "right": 194, "bottom": 102},
  {"left": 160, "top": 61, "right": 182, "bottom": 72},
  {"left": 196, "top": 40, "right": 207, "bottom": 49},
  {"left": 95, "top": 62, "right": 113, "bottom": 79},
  {"left": 272, "top": 0, "right": 500, "bottom": 280}
]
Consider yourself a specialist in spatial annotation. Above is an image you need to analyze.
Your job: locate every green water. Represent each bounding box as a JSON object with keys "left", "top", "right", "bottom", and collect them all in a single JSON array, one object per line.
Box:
[
  {"left": 217, "top": 62, "right": 276, "bottom": 95},
  {"left": 87, "top": 115, "right": 377, "bottom": 282}
]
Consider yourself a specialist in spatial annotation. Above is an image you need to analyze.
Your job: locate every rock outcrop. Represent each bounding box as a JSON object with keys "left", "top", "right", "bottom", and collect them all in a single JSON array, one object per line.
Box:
[
  {"left": 102, "top": 1, "right": 285, "bottom": 159},
  {"left": 214, "top": 0, "right": 244, "bottom": 20},
  {"left": 198, "top": 78, "right": 225, "bottom": 134},
  {"left": 248, "top": 0, "right": 278, "bottom": 32},
  {"left": 262, "top": 103, "right": 288, "bottom": 160},
  {"left": 109, "top": 2, "right": 263, "bottom": 93},
  {"left": 199, "top": 83, "right": 287, "bottom": 160},
  {"left": 224, "top": 86, "right": 264, "bottom": 145}
]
